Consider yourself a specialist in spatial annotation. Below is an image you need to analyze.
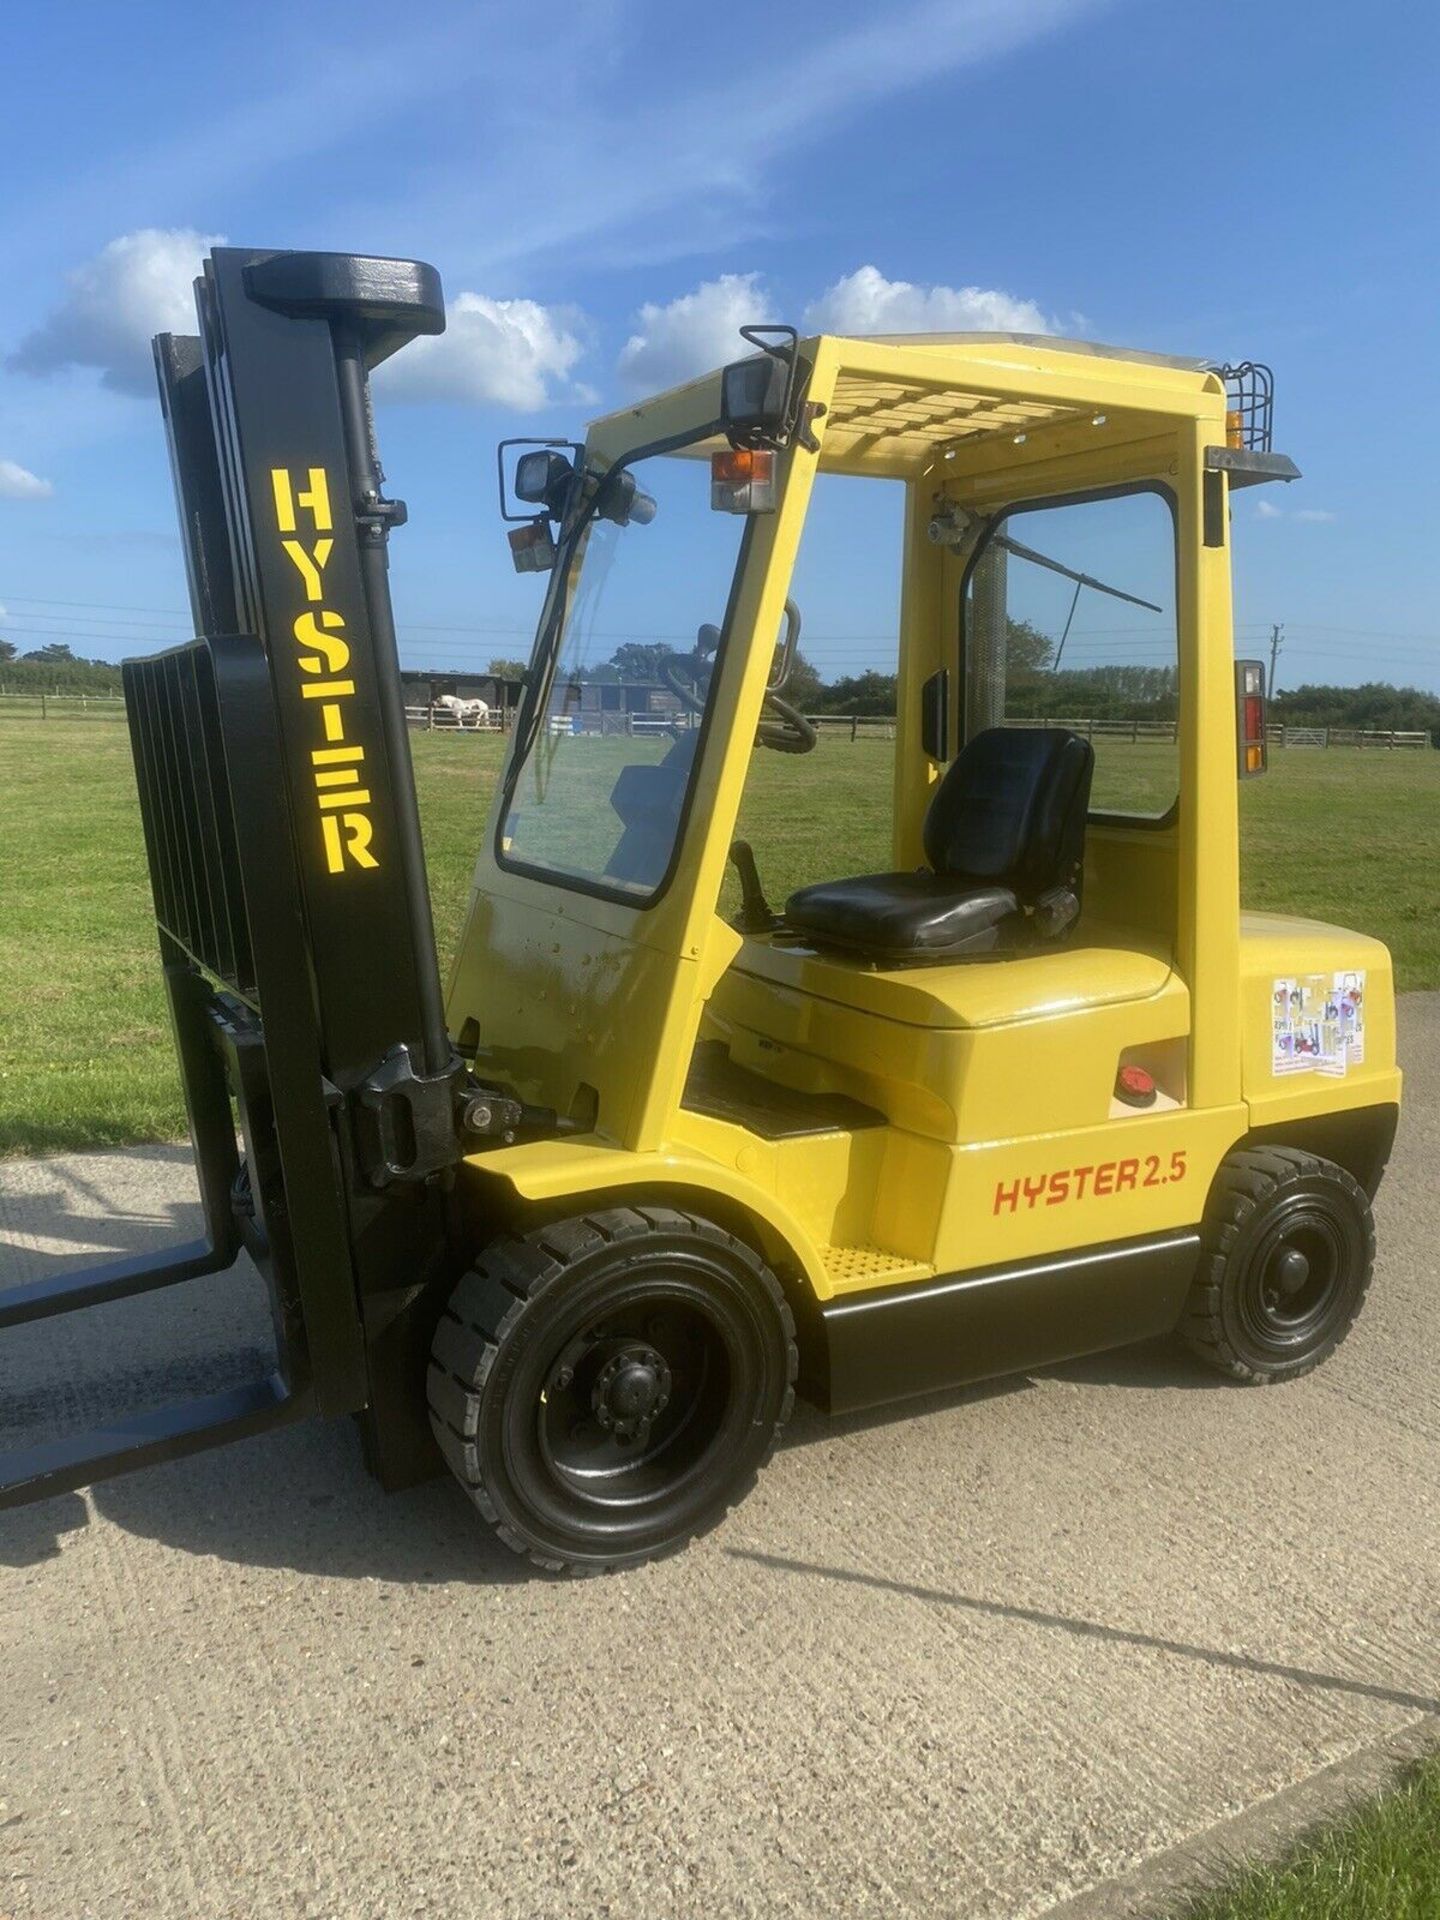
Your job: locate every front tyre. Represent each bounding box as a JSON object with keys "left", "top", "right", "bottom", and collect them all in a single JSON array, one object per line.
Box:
[
  {"left": 428, "top": 1207, "right": 797, "bottom": 1574},
  {"left": 1182, "top": 1148, "right": 1375, "bottom": 1384}
]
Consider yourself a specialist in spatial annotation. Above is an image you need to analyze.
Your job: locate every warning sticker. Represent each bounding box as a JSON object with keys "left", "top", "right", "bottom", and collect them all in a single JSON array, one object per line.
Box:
[{"left": 1272, "top": 972, "right": 1366, "bottom": 1078}]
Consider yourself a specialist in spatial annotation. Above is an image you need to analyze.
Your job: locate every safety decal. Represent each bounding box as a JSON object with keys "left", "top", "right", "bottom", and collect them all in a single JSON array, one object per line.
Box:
[{"left": 1271, "top": 972, "right": 1365, "bottom": 1078}]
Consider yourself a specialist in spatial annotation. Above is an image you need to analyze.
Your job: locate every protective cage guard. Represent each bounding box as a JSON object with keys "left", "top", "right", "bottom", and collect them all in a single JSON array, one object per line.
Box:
[{"left": 0, "top": 249, "right": 467, "bottom": 1511}]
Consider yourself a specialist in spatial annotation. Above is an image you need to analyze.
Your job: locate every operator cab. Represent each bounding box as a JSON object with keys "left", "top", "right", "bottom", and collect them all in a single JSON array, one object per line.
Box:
[
  {"left": 686, "top": 344, "right": 1195, "bottom": 1153},
  {"left": 462, "top": 332, "right": 1268, "bottom": 1235}
]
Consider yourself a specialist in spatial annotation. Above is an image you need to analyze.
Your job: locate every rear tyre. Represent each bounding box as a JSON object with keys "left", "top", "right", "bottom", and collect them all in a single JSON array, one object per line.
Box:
[
  {"left": 428, "top": 1206, "right": 797, "bottom": 1574},
  {"left": 1182, "top": 1148, "right": 1374, "bottom": 1383}
]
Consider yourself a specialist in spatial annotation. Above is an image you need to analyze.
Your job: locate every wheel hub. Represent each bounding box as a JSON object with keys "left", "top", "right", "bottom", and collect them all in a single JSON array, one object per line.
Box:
[
  {"left": 1272, "top": 1246, "right": 1311, "bottom": 1297},
  {"left": 1240, "top": 1200, "right": 1354, "bottom": 1347},
  {"left": 591, "top": 1346, "right": 672, "bottom": 1443}
]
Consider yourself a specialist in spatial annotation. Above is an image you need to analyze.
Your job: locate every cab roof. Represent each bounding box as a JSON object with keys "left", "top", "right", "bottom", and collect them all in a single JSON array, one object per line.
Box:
[{"left": 586, "top": 330, "right": 1228, "bottom": 479}]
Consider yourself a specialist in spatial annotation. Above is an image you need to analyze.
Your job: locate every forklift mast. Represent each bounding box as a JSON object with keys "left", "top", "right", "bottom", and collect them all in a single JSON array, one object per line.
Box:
[{"left": 0, "top": 250, "right": 464, "bottom": 1511}]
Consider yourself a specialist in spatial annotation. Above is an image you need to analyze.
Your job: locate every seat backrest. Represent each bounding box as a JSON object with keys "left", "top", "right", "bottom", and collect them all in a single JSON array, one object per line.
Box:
[{"left": 921, "top": 727, "right": 1094, "bottom": 898}]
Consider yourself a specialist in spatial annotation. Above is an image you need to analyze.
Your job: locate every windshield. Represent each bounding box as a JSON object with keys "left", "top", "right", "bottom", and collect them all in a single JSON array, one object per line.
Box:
[{"left": 499, "top": 450, "right": 747, "bottom": 901}]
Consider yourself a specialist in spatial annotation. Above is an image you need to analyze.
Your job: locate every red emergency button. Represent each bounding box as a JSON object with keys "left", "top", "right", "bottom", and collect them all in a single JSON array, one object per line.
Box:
[{"left": 1115, "top": 1065, "right": 1158, "bottom": 1109}]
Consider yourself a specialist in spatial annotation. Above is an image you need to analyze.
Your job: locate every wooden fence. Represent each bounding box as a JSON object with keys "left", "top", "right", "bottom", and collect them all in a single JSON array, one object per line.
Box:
[
  {"left": 0, "top": 692, "right": 126, "bottom": 720},
  {"left": 1266, "top": 725, "right": 1430, "bottom": 750},
  {"left": 403, "top": 703, "right": 507, "bottom": 731},
  {"left": 804, "top": 714, "right": 1432, "bottom": 750},
  {"left": 803, "top": 713, "right": 898, "bottom": 741},
  {"left": 4, "top": 692, "right": 1430, "bottom": 753}
]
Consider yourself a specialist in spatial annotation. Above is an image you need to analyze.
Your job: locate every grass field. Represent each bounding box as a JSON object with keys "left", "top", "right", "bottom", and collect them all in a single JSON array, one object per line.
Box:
[
  {"left": 1180, "top": 1751, "right": 1440, "bottom": 1919},
  {"left": 2, "top": 719, "right": 1439, "bottom": 1155}
]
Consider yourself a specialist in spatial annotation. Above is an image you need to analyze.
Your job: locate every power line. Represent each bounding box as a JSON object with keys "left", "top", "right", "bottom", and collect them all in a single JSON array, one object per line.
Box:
[
  {"left": 0, "top": 594, "right": 194, "bottom": 618},
  {"left": 3, "top": 591, "right": 1435, "bottom": 646}
]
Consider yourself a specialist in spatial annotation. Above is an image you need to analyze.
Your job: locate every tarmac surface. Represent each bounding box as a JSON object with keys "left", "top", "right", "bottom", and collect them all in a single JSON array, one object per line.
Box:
[{"left": 1, "top": 1001, "right": 1437, "bottom": 1920}]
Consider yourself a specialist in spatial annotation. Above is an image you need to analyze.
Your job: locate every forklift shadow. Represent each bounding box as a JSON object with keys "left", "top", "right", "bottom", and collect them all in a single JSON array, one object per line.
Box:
[
  {"left": 0, "top": 1146, "right": 204, "bottom": 1277},
  {"left": 782, "top": 1374, "right": 1032, "bottom": 1449},
  {"left": 88, "top": 1419, "right": 536, "bottom": 1587},
  {"left": 780, "top": 1337, "right": 1220, "bottom": 1451},
  {"left": 0, "top": 1491, "right": 89, "bottom": 1568},
  {"left": 1039, "top": 1334, "right": 1226, "bottom": 1391}
]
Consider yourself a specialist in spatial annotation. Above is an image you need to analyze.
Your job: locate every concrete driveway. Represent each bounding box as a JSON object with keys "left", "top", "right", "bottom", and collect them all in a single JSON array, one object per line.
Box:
[{"left": 2, "top": 1004, "right": 1437, "bottom": 1920}]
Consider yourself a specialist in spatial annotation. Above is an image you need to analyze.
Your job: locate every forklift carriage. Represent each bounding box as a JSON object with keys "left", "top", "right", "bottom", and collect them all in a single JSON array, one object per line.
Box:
[{"left": 0, "top": 250, "right": 1401, "bottom": 1575}]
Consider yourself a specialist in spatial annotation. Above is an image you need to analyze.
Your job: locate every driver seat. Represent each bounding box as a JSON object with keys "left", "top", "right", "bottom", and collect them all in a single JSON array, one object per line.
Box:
[{"left": 783, "top": 726, "right": 1094, "bottom": 965}]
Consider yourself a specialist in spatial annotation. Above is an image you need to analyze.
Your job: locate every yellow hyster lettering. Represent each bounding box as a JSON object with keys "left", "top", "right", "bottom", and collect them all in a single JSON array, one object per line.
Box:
[
  {"left": 270, "top": 466, "right": 333, "bottom": 534},
  {"left": 280, "top": 536, "right": 334, "bottom": 603},
  {"left": 269, "top": 462, "right": 379, "bottom": 876},
  {"left": 321, "top": 812, "right": 378, "bottom": 875},
  {"left": 293, "top": 609, "right": 351, "bottom": 675}
]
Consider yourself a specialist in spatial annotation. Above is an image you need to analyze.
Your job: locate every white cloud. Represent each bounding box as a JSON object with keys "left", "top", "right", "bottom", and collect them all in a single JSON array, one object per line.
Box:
[
  {"left": 13, "top": 229, "right": 583, "bottom": 415},
  {"left": 1255, "top": 499, "right": 1337, "bottom": 524},
  {"left": 9, "top": 228, "right": 221, "bottom": 396},
  {"left": 0, "top": 459, "right": 54, "bottom": 501},
  {"left": 376, "top": 291, "right": 585, "bottom": 410},
  {"left": 804, "top": 265, "right": 1054, "bottom": 338},
  {"left": 612, "top": 262, "right": 1059, "bottom": 396},
  {"left": 616, "top": 274, "right": 768, "bottom": 393}
]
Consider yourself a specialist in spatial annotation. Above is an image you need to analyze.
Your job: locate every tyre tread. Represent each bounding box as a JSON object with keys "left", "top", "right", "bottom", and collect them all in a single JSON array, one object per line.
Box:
[
  {"left": 427, "top": 1205, "right": 797, "bottom": 1575},
  {"left": 1183, "top": 1147, "right": 1374, "bottom": 1383}
]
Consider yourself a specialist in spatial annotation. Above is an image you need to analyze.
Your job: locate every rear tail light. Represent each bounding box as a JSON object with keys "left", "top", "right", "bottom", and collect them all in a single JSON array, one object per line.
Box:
[
  {"left": 1115, "top": 1064, "right": 1158, "bottom": 1108},
  {"left": 1236, "top": 659, "right": 1268, "bottom": 777}
]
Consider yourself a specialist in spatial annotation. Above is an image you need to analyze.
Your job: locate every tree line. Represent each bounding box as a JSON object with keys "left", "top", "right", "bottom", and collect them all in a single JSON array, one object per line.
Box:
[{"left": 0, "top": 642, "right": 127, "bottom": 693}]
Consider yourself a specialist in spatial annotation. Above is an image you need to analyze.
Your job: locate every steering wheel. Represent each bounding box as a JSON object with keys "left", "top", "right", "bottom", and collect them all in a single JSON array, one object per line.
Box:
[
  {"left": 658, "top": 641, "right": 712, "bottom": 717},
  {"left": 658, "top": 603, "right": 817, "bottom": 755}
]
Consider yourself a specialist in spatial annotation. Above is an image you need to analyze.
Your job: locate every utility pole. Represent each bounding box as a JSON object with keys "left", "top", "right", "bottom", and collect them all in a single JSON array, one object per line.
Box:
[{"left": 1268, "top": 622, "right": 1284, "bottom": 699}]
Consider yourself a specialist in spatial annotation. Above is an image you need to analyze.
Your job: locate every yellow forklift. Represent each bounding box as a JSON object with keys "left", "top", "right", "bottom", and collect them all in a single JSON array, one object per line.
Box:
[{"left": 0, "top": 250, "right": 1400, "bottom": 1577}]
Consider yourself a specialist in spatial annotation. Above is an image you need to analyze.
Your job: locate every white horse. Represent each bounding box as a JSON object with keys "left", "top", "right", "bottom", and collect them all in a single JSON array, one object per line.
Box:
[{"left": 434, "top": 694, "right": 490, "bottom": 729}]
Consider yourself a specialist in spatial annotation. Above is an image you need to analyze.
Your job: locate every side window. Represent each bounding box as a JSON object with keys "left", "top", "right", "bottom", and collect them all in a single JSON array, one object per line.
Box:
[{"left": 962, "top": 490, "right": 1179, "bottom": 820}]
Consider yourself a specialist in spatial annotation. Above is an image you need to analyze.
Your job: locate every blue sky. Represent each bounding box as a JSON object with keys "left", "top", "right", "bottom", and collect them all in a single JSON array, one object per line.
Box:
[{"left": 1, "top": 0, "right": 1437, "bottom": 691}]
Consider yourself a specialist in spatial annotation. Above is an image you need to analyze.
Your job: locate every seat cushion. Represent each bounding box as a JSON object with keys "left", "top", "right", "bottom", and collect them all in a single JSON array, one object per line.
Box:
[{"left": 785, "top": 872, "right": 1018, "bottom": 962}]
